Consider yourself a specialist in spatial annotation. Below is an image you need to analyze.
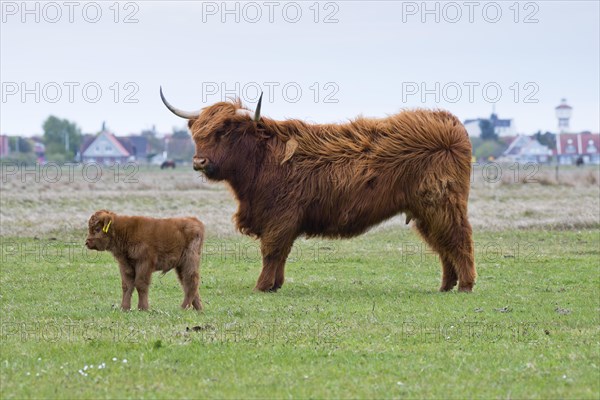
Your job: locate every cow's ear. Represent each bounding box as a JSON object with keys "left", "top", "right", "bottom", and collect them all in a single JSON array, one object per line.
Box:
[
  {"left": 188, "top": 119, "right": 195, "bottom": 129},
  {"left": 280, "top": 137, "right": 298, "bottom": 165}
]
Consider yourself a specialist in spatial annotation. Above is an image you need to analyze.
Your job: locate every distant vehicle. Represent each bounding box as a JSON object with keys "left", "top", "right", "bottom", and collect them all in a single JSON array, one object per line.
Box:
[{"left": 160, "top": 160, "right": 176, "bottom": 169}]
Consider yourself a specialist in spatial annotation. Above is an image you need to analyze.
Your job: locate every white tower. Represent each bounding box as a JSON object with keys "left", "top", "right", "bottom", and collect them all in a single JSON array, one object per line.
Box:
[{"left": 555, "top": 99, "right": 572, "bottom": 155}]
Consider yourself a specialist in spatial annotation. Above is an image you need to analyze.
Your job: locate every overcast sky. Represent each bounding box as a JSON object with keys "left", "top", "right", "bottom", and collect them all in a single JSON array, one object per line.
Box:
[{"left": 1, "top": 1, "right": 598, "bottom": 137}]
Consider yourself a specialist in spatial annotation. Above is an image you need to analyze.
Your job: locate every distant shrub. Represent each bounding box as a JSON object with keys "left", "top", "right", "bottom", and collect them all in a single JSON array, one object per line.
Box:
[{"left": 0, "top": 153, "right": 37, "bottom": 165}]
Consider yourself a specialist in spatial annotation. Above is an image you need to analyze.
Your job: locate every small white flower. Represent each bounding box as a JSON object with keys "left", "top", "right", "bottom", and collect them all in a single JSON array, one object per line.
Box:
[
  {"left": 397, "top": 381, "right": 404, "bottom": 386},
  {"left": 37, "top": 358, "right": 41, "bottom": 361},
  {"left": 122, "top": 359, "right": 128, "bottom": 363},
  {"left": 83, "top": 365, "right": 88, "bottom": 371},
  {"left": 112, "top": 357, "right": 117, "bottom": 361},
  {"left": 26, "top": 372, "right": 30, "bottom": 376}
]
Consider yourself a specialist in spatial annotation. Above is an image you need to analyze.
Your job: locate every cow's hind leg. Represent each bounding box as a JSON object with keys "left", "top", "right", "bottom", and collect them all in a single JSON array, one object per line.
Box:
[
  {"left": 414, "top": 204, "right": 476, "bottom": 292},
  {"left": 414, "top": 220, "right": 458, "bottom": 291},
  {"left": 439, "top": 254, "right": 459, "bottom": 292}
]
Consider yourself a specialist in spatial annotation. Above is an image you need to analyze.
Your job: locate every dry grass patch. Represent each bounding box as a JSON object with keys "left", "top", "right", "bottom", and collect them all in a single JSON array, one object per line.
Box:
[{"left": 1, "top": 163, "right": 599, "bottom": 238}]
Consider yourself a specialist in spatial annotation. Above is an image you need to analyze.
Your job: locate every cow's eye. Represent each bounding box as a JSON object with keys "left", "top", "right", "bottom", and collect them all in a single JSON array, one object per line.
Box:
[{"left": 95, "top": 227, "right": 102, "bottom": 233}]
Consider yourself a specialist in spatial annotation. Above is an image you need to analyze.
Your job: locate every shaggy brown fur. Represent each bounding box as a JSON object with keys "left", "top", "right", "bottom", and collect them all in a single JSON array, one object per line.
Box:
[
  {"left": 85, "top": 210, "right": 205, "bottom": 310},
  {"left": 181, "top": 99, "right": 475, "bottom": 292}
]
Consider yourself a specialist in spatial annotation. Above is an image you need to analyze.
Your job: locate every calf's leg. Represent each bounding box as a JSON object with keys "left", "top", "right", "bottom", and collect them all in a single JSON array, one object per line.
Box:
[
  {"left": 134, "top": 262, "right": 153, "bottom": 310},
  {"left": 119, "top": 262, "right": 135, "bottom": 310},
  {"left": 176, "top": 262, "right": 203, "bottom": 311}
]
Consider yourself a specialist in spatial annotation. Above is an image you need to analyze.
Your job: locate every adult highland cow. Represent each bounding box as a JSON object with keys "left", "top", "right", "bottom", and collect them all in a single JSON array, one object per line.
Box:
[{"left": 160, "top": 88, "right": 476, "bottom": 292}]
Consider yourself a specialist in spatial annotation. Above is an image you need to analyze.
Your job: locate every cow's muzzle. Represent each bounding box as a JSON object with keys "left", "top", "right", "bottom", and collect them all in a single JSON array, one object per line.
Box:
[{"left": 193, "top": 157, "right": 208, "bottom": 171}]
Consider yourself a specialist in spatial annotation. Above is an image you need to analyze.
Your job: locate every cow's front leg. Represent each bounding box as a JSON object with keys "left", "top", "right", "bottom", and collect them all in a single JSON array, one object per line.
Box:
[
  {"left": 255, "top": 237, "right": 293, "bottom": 292},
  {"left": 119, "top": 261, "right": 135, "bottom": 311},
  {"left": 273, "top": 263, "right": 286, "bottom": 291}
]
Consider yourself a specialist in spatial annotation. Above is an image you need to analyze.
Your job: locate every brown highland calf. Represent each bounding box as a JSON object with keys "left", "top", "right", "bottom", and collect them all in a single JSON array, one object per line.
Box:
[
  {"left": 161, "top": 88, "right": 476, "bottom": 293},
  {"left": 85, "top": 210, "right": 205, "bottom": 310}
]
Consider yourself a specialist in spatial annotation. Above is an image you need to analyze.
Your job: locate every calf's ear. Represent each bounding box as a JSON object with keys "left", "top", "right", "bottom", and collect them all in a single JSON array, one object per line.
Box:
[
  {"left": 98, "top": 212, "right": 113, "bottom": 234},
  {"left": 102, "top": 219, "right": 113, "bottom": 234}
]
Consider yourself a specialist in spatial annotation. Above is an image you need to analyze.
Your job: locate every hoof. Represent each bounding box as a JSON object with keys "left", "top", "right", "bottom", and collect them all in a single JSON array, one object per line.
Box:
[
  {"left": 253, "top": 284, "right": 274, "bottom": 292},
  {"left": 458, "top": 284, "right": 474, "bottom": 292},
  {"left": 439, "top": 281, "right": 458, "bottom": 292}
]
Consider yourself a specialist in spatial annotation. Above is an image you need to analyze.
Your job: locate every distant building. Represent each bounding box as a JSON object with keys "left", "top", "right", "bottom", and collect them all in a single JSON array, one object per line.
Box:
[
  {"left": 464, "top": 112, "right": 516, "bottom": 137},
  {"left": 118, "top": 135, "right": 149, "bottom": 161},
  {"left": 554, "top": 133, "right": 600, "bottom": 165},
  {"left": 555, "top": 98, "right": 572, "bottom": 134},
  {"left": 501, "top": 135, "right": 552, "bottom": 163},
  {"left": 32, "top": 139, "right": 46, "bottom": 163},
  {"left": 551, "top": 99, "right": 599, "bottom": 164},
  {"left": 0, "top": 135, "right": 9, "bottom": 157},
  {"left": 81, "top": 130, "right": 130, "bottom": 164}
]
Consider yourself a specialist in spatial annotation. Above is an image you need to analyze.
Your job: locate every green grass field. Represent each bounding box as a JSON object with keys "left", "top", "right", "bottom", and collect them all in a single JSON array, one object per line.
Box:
[{"left": 1, "top": 227, "right": 599, "bottom": 399}]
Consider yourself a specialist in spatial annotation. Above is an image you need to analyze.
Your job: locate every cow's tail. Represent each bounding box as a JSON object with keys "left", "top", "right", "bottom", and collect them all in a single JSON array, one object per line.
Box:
[{"left": 404, "top": 110, "right": 471, "bottom": 193}]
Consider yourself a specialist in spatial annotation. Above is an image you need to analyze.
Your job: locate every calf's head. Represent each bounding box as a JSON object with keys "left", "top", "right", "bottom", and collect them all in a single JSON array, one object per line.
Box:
[
  {"left": 160, "top": 88, "right": 265, "bottom": 182},
  {"left": 86, "top": 210, "right": 115, "bottom": 251}
]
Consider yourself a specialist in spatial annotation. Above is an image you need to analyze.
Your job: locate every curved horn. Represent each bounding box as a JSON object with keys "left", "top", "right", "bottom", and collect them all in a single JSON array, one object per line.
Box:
[
  {"left": 254, "top": 92, "right": 263, "bottom": 122},
  {"left": 159, "top": 86, "right": 201, "bottom": 119}
]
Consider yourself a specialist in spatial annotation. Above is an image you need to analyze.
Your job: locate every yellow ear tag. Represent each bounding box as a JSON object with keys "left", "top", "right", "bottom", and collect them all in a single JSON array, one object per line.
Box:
[{"left": 102, "top": 220, "right": 112, "bottom": 233}]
